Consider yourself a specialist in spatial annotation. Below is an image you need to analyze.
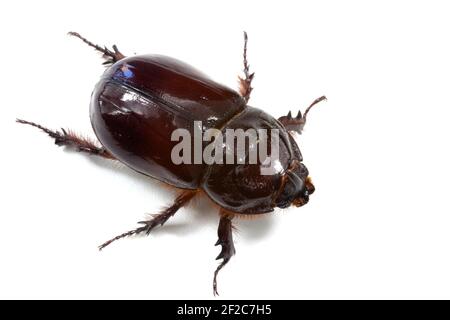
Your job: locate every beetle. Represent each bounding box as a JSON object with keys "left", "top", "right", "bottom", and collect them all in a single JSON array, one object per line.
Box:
[{"left": 17, "top": 32, "right": 326, "bottom": 295}]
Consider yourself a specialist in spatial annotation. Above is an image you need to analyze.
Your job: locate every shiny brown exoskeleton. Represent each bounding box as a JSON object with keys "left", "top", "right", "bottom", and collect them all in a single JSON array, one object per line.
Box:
[{"left": 17, "top": 32, "right": 326, "bottom": 295}]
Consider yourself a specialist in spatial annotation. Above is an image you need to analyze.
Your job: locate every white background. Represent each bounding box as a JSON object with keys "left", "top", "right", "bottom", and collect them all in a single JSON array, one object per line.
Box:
[{"left": 1, "top": 0, "right": 450, "bottom": 299}]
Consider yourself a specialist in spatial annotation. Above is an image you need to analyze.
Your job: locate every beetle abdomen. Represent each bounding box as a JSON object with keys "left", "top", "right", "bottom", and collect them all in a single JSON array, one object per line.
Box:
[{"left": 90, "top": 55, "right": 246, "bottom": 188}]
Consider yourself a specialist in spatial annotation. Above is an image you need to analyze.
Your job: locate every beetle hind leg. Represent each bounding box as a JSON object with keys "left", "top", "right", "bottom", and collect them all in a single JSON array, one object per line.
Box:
[
  {"left": 68, "top": 32, "right": 125, "bottom": 65},
  {"left": 213, "top": 212, "right": 236, "bottom": 296},
  {"left": 16, "top": 119, "right": 115, "bottom": 160},
  {"left": 98, "top": 190, "right": 197, "bottom": 250}
]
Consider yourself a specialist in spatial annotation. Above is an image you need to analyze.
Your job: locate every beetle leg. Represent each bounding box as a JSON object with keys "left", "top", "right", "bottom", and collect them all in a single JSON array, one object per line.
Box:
[
  {"left": 213, "top": 212, "right": 236, "bottom": 296},
  {"left": 238, "top": 31, "right": 254, "bottom": 103},
  {"left": 16, "top": 119, "right": 116, "bottom": 160},
  {"left": 98, "top": 190, "right": 197, "bottom": 250},
  {"left": 68, "top": 32, "right": 125, "bottom": 65},
  {"left": 278, "top": 96, "right": 327, "bottom": 134}
]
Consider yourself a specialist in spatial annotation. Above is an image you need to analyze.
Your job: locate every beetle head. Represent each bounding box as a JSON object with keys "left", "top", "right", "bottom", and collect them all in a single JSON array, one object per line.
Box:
[
  {"left": 274, "top": 162, "right": 315, "bottom": 209},
  {"left": 292, "top": 176, "right": 315, "bottom": 207}
]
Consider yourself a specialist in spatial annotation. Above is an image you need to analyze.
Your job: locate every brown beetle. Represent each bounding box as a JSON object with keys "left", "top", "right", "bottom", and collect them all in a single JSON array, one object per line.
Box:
[{"left": 17, "top": 32, "right": 326, "bottom": 295}]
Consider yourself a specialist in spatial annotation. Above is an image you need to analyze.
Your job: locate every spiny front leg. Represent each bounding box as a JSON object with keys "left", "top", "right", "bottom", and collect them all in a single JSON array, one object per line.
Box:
[
  {"left": 68, "top": 31, "right": 125, "bottom": 66},
  {"left": 16, "top": 119, "right": 115, "bottom": 160},
  {"left": 238, "top": 31, "right": 254, "bottom": 103},
  {"left": 278, "top": 96, "right": 327, "bottom": 134},
  {"left": 99, "top": 190, "right": 197, "bottom": 250},
  {"left": 213, "top": 212, "right": 236, "bottom": 296}
]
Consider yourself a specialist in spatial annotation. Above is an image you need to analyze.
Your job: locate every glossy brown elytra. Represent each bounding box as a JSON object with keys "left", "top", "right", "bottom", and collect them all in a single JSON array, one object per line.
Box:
[{"left": 17, "top": 32, "right": 326, "bottom": 295}]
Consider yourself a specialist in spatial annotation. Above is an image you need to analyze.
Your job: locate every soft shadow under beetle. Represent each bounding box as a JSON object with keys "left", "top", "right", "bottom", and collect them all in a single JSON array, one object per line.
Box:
[{"left": 17, "top": 32, "right": 326, "bottom": 295}]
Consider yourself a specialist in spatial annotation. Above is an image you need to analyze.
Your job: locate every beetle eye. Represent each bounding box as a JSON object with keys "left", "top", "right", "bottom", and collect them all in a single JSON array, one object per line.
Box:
[
  {"left": 305, "top": 177, "right": 315, "bottom": 195},
  {"left": 275, "top": 171, "right": 304, "bottom": 208}
]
